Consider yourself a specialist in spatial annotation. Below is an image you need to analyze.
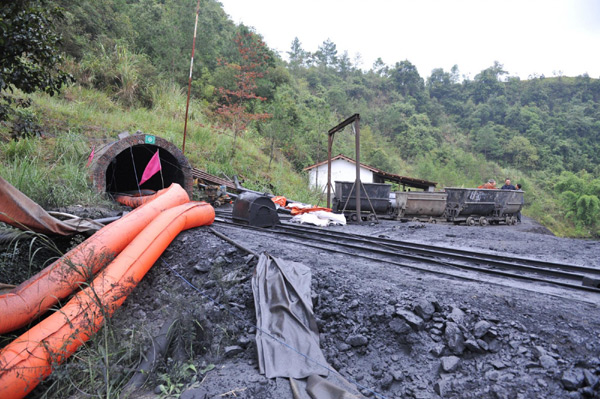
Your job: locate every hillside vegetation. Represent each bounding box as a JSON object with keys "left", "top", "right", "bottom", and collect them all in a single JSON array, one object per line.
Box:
[{"left": 1, "top": 0, "right": 599, "bottom": 237}]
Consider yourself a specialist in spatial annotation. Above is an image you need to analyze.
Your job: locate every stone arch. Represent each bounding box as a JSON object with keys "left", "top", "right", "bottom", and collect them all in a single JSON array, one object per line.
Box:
[{"left": 90, "top": 134, "right": 193, "bottom": 196}]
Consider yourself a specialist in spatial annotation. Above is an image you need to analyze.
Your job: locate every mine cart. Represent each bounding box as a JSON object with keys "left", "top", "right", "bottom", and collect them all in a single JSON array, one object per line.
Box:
[
  {"left": 444, "top": 188, "right": 524, "bottom": 226},
  {"left": 332, "top": 181, "right": 391, "bottom": 221},
  {"left": 392, "top": 191, "right": 448, "bottom": 222}
]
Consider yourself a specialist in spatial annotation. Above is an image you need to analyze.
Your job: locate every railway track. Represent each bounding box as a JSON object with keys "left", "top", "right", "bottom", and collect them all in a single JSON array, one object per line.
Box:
[
  {"left": 212, "top": 214, "right": 600, "bottom": 303},
  {"left": 272, "top": 220, "right": 600, "bottom": 277}
]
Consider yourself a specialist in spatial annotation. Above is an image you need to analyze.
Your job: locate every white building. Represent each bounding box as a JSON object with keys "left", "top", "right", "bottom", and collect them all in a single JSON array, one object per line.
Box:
[{"left": 303, "top": 154, "right": 437, "bottom": 195}]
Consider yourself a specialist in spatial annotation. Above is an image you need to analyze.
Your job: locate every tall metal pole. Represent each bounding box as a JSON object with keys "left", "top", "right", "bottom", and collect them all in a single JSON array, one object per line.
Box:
[
  {"left": 354, "top": 117, "right": 361, "bottom": 223},
  {"left": 327, "top": 134, "right": 333, "bottom": 208},
  {"left": 182, "top": 0, "right": 201, "bottom": 154},
  {"left": 327, "top": 114, "right": 360, "bottom": 218}
]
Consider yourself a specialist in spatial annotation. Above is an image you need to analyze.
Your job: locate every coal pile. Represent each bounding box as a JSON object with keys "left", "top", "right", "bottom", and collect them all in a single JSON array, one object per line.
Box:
[{"left": 26, "top": 217, "right": 600, "bottom": 399}]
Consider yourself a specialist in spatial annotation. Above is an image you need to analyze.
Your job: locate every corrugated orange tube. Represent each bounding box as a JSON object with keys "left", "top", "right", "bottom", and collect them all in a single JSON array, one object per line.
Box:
[
  {"left": 0, "top": 202, "right": 215, "bottom": 399},
  {"left": 0, "top": 184, "right": 189, "bottom": 334}
]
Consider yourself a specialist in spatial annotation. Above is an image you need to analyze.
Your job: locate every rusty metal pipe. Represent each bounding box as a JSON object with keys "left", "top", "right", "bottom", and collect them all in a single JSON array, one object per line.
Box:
[{"left": 209, "top": 227, "right": 258, "bottom": 257}]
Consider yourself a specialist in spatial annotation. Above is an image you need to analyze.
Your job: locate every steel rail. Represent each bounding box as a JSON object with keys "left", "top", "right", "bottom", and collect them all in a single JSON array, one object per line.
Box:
[
  {"left": 273, "top": 221, "right": 600, "bottom": 277},
  {"left": 213, "top": 218, "right": 600, "bottom": 295},
  {"left": 214, "top": 222, "right": 600, "bottom": 307},
  {"left": 215, "top": 209, "right": 599, "bottom": 276}
]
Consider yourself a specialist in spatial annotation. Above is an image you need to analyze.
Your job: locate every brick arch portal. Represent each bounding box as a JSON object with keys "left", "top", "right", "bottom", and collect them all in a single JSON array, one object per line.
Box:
[{"left": 90, "top": 134, "right": 193, "bottom": 196}]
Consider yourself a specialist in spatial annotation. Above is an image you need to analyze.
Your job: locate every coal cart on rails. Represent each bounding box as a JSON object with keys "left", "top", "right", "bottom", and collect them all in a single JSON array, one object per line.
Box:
[
  {"left": 332, "top": 181, "right": 391, "bottom": 222},
  {"left": 391, "top": 191, "right": 448, "bottom": 223},
  {"left": 443, "top": 188, "right": 524, "bottom": 226}
]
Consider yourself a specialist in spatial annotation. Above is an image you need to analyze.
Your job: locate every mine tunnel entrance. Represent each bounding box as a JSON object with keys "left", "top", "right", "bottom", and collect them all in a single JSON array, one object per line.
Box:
[
  {"left": 90, "top": 134, "right": 193, "bottom": 197},
  {"left": 105, "top": 144, "right": 183, "bottom": 193}
]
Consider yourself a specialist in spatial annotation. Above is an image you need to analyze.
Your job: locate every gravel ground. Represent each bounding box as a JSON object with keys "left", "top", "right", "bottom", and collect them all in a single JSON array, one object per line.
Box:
[
  {"left": 7, "top": 211, "right": 600, "bottom": 398},
  {"left": 116, "top": 214, "right": 600, "bottom": 399}
]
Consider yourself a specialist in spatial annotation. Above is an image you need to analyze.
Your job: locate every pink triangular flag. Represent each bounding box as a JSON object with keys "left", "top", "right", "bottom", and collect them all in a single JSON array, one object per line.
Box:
[
  {"left": 139, "top": 150, "right": 161, "bottom": 185},
  {"left": 86, "top": 145, "right": 95, "bottom": 167}
]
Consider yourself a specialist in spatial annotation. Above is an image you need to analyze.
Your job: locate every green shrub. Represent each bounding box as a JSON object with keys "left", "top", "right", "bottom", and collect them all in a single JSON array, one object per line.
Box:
[
  {"left": 1, "top": 136, "right": 41, "bottom": 162},
  {"left": 10, "top": 107, "right": 43, "bottom": 140},
  {"left": 52, "top": 131, "right": 89, "bottom": 162}
]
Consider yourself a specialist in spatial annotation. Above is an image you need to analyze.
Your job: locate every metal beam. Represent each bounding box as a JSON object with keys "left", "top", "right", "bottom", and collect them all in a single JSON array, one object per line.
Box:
[{"left": 328, "top": 114, "right": 360, "bottom": 136}]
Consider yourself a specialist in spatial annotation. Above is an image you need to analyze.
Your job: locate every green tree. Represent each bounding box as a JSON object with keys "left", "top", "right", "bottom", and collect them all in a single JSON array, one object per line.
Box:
[
  {"left": 372, "top": 102, "right": 413, "bottom": 138},
  {"left": 506, "top": 135, "right": 539, "bottom": 169},
  {"left": 264, "top": 85, "right": 297, "bottom": 169},
  {"left": 0, "top": 0, "right": 72, "bottom": 121},
  {"left": 368, "top": 147, "right": 394, "bottom": 173},
  {"left": 471, "top": 61, "right": 507, "bottom": 103},
  {"left": 314, "top": 38, "right": 338, "bottom": 68},
  {"left": 555, "top": 171, "right": 585, "bottom": 194},
  {"left": 559, "top": 190, "right": 579, "bottom": 220},
  {"left": 427, "top": 66, "right": 463, "bottom": 114},
  {"left": 127, "top": 0, "right": 191, "bottom": 78},
  {"left": 522, "top": 76, "right": 549, "bottom": 106},
  {"left": 576, "top": 195, "right": 600, "bottom": 226},
  {"left": 53, "top": 0, "right": 134, "bottom": 60},
  {"left": 472, "top": 123, "right": 503, "bottom": 160},
  {"left": 394, "top": 113, "right": 438, "bottom": 159},
  {"left": 371, "top": 58, "right": 388, "bottom": 76},
  {"left": 288, "top": 37, "right": 307, "bottom": 70},
  {"left": 337, "top": 51, "right": 353, "bottom": 78},
  {"left": 586, "top": 179, "right": 600, "bottom": 198},
  {"left": 390, "top": 60, "right": 424, "bottom": 98}
]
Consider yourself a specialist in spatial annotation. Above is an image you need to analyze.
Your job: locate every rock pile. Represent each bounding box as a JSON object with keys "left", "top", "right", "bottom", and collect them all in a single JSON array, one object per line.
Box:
[{"left": 312, "top": 271, "right": 600, "bottom": 399}]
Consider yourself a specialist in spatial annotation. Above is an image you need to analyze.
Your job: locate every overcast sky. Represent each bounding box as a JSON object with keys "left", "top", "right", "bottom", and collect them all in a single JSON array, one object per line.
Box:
[{"left": 217, "top": 0, "right": 600, "bottom": 80}]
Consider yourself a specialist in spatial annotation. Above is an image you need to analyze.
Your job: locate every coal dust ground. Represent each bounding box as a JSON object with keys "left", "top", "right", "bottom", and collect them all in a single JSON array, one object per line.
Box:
[
  {"left": 5, "top": 212, "right": 600, "bottom": 399},
  {"left": 122, "top": 214, "right": 600, "bottom": 399}
]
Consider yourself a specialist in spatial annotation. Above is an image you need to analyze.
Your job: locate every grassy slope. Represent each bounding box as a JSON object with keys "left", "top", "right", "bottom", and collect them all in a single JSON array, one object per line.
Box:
[{"left": 0, "top": 84, "right": 321, "bottom": 208}]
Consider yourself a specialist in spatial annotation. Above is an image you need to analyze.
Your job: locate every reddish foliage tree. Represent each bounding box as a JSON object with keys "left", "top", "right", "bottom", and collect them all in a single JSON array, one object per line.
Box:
[{"left": 216, "top": 32, "right": 271, "bottom": 158}]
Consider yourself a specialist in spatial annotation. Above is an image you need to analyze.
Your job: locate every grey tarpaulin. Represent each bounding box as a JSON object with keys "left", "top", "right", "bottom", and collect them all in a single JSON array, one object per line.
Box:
[
  {"left": 252, "top": 253, "right": 328, "bottom": 379},
  {"left": 252, "top": 254, "right": 365, "bottom": 398},
  {"left": 0, "top": 176, "right": 103, "bottom": 235},
  {"left": 306, "top": 374, "right": 362, "bottom": 399}
]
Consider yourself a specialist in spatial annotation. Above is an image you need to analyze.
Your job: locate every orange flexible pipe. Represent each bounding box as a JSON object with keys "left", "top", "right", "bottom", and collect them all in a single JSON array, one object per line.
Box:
[
  {"left": 0, "top": 202, "right": 215, "bottom": 399},
  {"left": 114, "top": 192, "right": 160, "bottom": 208},
  {"left": 0, "top": 184, "right": 189, "bottom": 334}
]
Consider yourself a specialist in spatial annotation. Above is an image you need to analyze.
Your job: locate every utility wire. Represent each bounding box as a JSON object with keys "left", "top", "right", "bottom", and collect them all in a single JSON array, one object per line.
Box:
[{"left": 129, "top": 146, "right": 143, "bottom": 196}]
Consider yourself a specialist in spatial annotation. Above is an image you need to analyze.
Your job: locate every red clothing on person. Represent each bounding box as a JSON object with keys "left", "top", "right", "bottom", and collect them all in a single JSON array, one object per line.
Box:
[{"left": 478, "top": 182, "right": 497, "bottom": 189}]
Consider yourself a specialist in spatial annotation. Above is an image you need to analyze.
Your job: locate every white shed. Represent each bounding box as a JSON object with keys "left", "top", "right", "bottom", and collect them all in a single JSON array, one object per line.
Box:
[
  {"left": 305, "top": 155, "right": 373, "bottom": 190},
  {"left": 303, "top": 154, "right": 437, "bottom": 195}
]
